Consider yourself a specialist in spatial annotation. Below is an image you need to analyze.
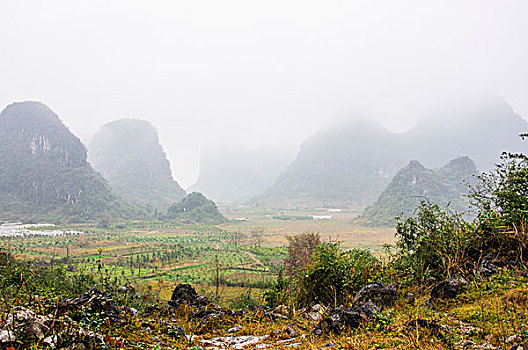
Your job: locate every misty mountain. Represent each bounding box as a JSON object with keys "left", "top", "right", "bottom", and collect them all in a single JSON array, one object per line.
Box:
[
  {"left": 405, "top": 96, "right": 528, "bottom": 171},
  {"left": 88, "top": 119, "right": 186, "bottom": 213},
  {"left": 361, "top": 157, "right": 477, "bottom": 226},
  {"left": 166, "top": 192, "right": 227, "bottom": 224},
  {"left": 253, "top": 118, "right": 406, "bottom": 208},
  {"left": 254, "top": 97, "right": 527, "bottom": 209},
  {"left": 190, "top": 144, "right": 296, "bottom": 204},
  {"left": 0, "top": 101, "right": 132, "bottom": 222}
]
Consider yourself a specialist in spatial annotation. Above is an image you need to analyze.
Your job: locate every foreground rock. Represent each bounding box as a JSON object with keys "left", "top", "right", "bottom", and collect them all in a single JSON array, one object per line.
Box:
[
  {"left": 430, "top": 274, "right": 468, "bottom": 301},
  {"left": 307, "top": 304, "right": 326, "bottom": 321},
  {"left": 313, "top": 308, "right": 363, "bottom": 335},
  {"left": 313, "top": 302, "right": 381, "bottom": 335},
  {"left": 201, "top": 335, "right": 270, "bottom": 349},
  {"left": 0, "top": 307, "right": 51, "bottom": 343},
  {"left": 311, "top": 281, "right": 400, "bottom": 335},
  {"left": 0, "top": 306, "right": 105, "bottom": 349},
  {"left": 58, "top": 289, "right": 122, "bottom": 323},
  {"left": 168, "top": 283, "right": 210, "bottom": 308},
  {"left": 353, "top": 282, "right": 398, "bottom": 306},
  {"left": 478, "top": 259, "right": 499, "bottom": 278}
]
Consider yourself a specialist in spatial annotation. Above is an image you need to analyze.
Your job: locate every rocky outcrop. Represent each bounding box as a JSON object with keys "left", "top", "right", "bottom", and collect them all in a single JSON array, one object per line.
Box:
[
  {"left": 313, "top": 283, "right": 393, "bottom": 335},
  {"left": 362, "top": 157, "right": 477, "bottom": 226},
  {"left": 58, "top": 289, "right": 122, "bottom": 323},
  {"left": 0, "top": 306, "right": 106, "bottom": 349}
]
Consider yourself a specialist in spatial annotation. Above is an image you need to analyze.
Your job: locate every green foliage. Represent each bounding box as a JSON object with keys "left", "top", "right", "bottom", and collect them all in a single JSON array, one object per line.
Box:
[
  {"left": 263, "top": 268, "right": 291, "bottom": 308},
  {"left": 469, "top": 142, "right": 528, "bottom": 264},
  {"left": 393, "top": 201, "right": 473, "bottom": 284},
  {"left": 471, "top": 151, "right": 528, "bottom": 224},
  {"left": 295, "top": 243, "right": 383, "bottom": 307},
  {"left": 393, "top": 134, "right": 528, "bottom": 284},
  {"left": 0, "top": 251, "right": 96, "bottom": 313}
]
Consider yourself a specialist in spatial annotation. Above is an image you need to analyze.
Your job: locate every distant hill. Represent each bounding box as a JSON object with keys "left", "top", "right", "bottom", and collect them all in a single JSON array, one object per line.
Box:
[
  {"left": 0, "top": 101, "right": 133, "bottom": 222},
  {"left": 404, "top": 96, "right": 528, "bottom": 171},
  {"left": 88, "top": 119, "right": 185, "bottom": 214},
  {"left": 361, "top": 157, "right": 478, "bottom": 226},
  {"left": 253, "top": 97, "right": 528, "bottom": 209},
  {"left": 166, "top": 192, "right": 227, "bottom": 224},
  {"left": 190, "top": 144, "right": 296, "bottom": 204},
  {"left": 253, "top": 118, "right": 406, "bottom": 208}
]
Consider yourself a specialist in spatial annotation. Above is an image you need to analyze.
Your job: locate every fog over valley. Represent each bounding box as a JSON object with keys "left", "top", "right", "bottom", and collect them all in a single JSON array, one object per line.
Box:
[{"left": 1, "top": 0, "right": 528, "bottom": 188}]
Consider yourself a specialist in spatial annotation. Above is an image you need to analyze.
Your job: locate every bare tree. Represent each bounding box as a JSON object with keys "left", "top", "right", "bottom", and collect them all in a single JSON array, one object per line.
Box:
[{"left": 284, "top": 233, "right": 321, "bottom": 275}]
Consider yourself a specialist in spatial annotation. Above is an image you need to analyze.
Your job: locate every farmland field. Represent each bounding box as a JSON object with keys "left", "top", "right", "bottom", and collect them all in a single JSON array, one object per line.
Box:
[{"left": 0, "top": 208, "right": 395, "bottom": 304}]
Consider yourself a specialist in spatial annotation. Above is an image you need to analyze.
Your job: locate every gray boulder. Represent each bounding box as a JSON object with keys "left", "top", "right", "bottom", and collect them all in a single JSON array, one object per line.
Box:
[
  {"left": 478, "top": 259, "right": 499, "bottom": 278},
  {"left": 168, "top": 284, "right": 210, "bottom": 308},
  {"left": 430, "top": 274, "right": 468, "bottom": 300},
  {"left": 353, "top": 282, "right": 398, "bottom": 306}
]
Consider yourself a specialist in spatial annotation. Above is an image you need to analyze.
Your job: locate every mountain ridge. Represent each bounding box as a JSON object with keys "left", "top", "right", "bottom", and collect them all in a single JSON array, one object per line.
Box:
[
  {"left": 0, "top": 101, "right": 133, "bottom": 222},
  {"left": 253, "top": 97, "right": 527, "bottom": 209}
]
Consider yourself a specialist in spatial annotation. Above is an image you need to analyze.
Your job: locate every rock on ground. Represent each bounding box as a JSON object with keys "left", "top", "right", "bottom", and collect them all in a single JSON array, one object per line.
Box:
[
  {"left": 168, "top": 283, "right": 210, "bottom": 308},
  {"left": 58, "top": 289, "right": 122, "bottom": 323},
  {"left": 353, "top": 282, "right": 398, "bottom": 306},
  {"left": 430, "top": 274, "right": 468, "bottom": 300}
]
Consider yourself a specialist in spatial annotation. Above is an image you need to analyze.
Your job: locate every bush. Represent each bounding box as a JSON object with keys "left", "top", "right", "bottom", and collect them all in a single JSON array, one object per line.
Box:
[
  {"left": 393, "top": 201, "right": 473, "bottom": 285},
  {"left": 263, "top": 268, "right": 291, "bottom": 308},
  {"left": 295, "top": 243, "right": 383, "bottom": 307},
  {"left": 469, "top": 147, "right": 528, "bottom": 266}
]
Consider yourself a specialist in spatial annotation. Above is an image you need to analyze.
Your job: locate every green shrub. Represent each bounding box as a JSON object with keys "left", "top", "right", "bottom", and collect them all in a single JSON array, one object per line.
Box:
[
  {"left": 295, "top": 243, "right": 383, "bottom": 307},
  {"left": 263, "top": 268, "right": 291, "bottom": 308},
  {"left": 393, "top": 201, "right": 473, "bottom": 285},
  {"left": 470, "top": 145, "right": 528, "bottom": 264},
  {"left": 393, "top": 135, "right": 528, "bottom": 284},
  {"left": 0, "top": 251, "right": 96, "bottom": 313}
]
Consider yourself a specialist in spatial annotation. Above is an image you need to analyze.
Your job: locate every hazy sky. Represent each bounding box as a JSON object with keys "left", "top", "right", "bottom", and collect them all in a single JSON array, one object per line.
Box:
[{"left": 1, "top": 0, "right": 527, "bottom": 187}]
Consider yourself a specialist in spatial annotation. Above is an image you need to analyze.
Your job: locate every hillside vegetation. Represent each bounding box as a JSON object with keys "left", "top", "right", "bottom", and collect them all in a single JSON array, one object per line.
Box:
[{"left": 166, "top": 192, "right": 227, "bottom": 224}]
